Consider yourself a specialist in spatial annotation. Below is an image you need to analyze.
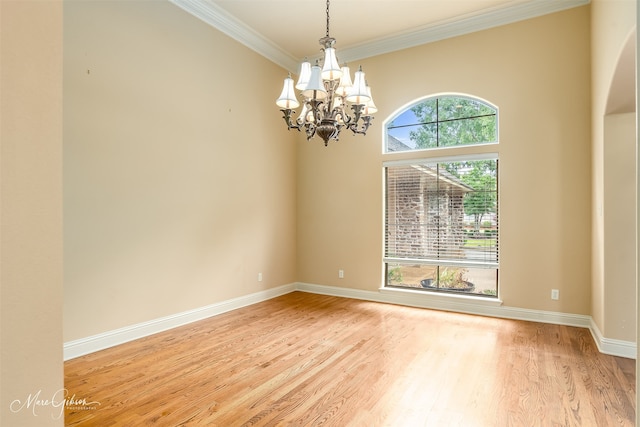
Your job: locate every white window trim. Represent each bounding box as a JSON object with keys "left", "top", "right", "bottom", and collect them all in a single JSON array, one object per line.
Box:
[
  {"left": 379, "top": 285, "right": 504, "bottom": 307},
  {"left": 382, "top": 94, "right": 500, "bottom": 298},
  {"left": 383, "top": 152, "right": 499, "bottom": 167}
]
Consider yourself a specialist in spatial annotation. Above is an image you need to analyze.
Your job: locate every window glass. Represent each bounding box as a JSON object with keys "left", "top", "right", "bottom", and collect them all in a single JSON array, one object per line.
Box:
[
  {"left": 383, "top": 95, "right": 499, "bottom": 297},
  {"left": 385, "top": 95, "right": 497, "bottom": 153}
]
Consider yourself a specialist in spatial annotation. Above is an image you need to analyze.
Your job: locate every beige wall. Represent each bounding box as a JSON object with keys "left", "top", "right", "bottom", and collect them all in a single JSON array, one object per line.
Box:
[
  {"left": 63, "top": 1, "right": 297, "bottom": 341},
  {"left": 590, "top": 0, "right": 636, "bottom": 342},
  {"left": 298, "top": 6, "right": 593, "bottom": 315},
  {"left": 603, "top": 112, "right": 636, "bottom": 342},
  {"left": 1, "top": 1, "right": 64, "bottom": 425}
]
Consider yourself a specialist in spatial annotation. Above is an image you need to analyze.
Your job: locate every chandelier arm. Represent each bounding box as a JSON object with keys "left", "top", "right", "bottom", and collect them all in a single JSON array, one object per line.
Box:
[
  {"left": 325, "top": 83, "right": 339, "bottom": 120},
  {"left": 348, "top": 116, "right": 372, "bottom": 136},
  {"left": 346, "top": 104, "right": 373, "bottom": 135},
  {"left": 351, "top": 104, "right": 363, "bottom": 124},
  {"left": 309, "top": 99, "right": 324, "bottom": 124},
  {"left": 280, "top": 109, "right": 302, "bottom": 132},
  {"left": 305, "top": 122, "right": 316, "bottom": 140},
  {"left": 341, "top": 107, "right": 352, "bottom": 125}
]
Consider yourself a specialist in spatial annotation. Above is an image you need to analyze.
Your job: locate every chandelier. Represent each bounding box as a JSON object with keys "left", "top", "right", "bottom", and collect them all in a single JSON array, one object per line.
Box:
[{"left": 276, "top": 0, "right": 377, "bottom": 146}]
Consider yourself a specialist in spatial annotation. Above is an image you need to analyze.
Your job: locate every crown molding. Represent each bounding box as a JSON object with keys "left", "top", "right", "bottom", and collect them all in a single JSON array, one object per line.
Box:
[
  {"left": 337, "top": 0, "right": 591, "bottom": 63},
  {"left": 170, "top": 0, "right": 590, "bottom": 73},
  {"left": 169, "top": 0, "right": 299, "bottom": 72}
]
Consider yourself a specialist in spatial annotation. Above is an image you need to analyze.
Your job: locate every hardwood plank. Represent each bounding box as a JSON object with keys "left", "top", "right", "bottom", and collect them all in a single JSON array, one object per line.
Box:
[{"left": 64, "top": 292, "right": 635, "bottom": 426}]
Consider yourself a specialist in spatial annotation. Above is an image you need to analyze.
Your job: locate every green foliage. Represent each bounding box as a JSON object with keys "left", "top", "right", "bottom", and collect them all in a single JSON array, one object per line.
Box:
[
  {"left": 438, "top": 267, "right": 467, "bottom": 287},
  {"left": 408, "top": 96, "right": 497, "bottom": 149},
  {"left": 443, "top": 160, "right": 498, "bottom": 231},
  {"left": 461, "top": 162, "right": 497, "bottom": 231},
  {"left": 463, "top": 238, "right": 497, "bottom": 248},
  {"left": 387, "top": 267, "right": 403, "bottom": 285}
]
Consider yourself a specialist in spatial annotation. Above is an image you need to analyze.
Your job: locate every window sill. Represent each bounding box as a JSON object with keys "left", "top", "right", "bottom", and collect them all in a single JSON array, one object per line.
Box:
[{"left": 379, "top": 286, "right": 503, "bottom": 308}]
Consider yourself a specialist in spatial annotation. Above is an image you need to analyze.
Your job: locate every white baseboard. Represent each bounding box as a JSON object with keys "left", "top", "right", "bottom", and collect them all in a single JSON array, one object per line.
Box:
[
  {"left": 297, "top": 282, "right": 591, "bottom": 327},
  {"left": 64, "top": 281, "right": 636, "bottom": 360},
  {"left": 63, "top": 283, "right": 296, "bottom": 360},
  {"left": 589, "top": 318, "right": 637, "bottom": 359}
]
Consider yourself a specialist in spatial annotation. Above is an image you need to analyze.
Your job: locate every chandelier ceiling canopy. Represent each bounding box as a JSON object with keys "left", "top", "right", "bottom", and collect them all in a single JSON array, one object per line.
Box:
[{"left": 276, "top": 0, "right": 377, "bottom": 146}]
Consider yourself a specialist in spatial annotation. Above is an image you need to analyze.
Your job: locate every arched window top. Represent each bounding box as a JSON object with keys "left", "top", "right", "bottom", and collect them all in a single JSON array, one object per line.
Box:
[{"left": 384, "top": 94, "right": 498, "bottom": 153}]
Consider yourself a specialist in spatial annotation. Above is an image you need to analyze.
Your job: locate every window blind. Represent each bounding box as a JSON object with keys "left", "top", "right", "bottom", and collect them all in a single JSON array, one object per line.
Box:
[{"left": 384, "top": 160, "right": 498, "bottom": 268}]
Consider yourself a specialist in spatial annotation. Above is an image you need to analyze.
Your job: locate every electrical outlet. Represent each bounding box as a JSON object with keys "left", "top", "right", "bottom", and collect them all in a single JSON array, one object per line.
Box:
[
  {"left": 338, "top": 269, "right": 344, "bottom": 279},
  {"left": 258, "top": 273, "right": 263, "bottom": 282},
  {"left": 551, "top": 289, "right": 559, "bottom": 300}
]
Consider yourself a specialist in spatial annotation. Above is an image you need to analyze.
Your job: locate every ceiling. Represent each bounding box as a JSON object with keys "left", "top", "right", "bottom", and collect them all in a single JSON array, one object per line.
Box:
[{"left": 171, "top": 0, "right": 590, "bottom": 72}]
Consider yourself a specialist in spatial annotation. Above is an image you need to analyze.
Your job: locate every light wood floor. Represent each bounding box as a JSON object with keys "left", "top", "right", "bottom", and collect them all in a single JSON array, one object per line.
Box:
[{"left": 64, "top": 292, "right": 635, "bottom": 426}]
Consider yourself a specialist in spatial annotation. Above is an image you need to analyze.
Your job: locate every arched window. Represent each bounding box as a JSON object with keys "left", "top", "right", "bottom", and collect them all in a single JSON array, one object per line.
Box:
[
  {"left": 385, "top": 94, "right": 498, "bottom": 153},
  {"left": 383, "top": 94, "right": 499, "bottom": 297}
]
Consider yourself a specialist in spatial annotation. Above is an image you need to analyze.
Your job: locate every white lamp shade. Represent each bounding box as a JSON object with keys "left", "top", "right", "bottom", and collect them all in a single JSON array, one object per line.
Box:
[
  {"left": 301, "top": 65, "right": 328, "bottom": 100},
  {"left": 335, "top": 65, "right": 353, "bottom": 97},
  {"left": 295, "top": 61, "right": 311, "bottom": 90},
  {"left": 276, "top": 76, "right": 300, "bottom": 109},
  {"left": 364, "top": 86, "right": 378, "bottom": 115},
  {"left": 345, "top": 66, "right": 370, "bottom": 104},
  {"left": 321, "top": 47, "right": 343, "bottom": 81}
]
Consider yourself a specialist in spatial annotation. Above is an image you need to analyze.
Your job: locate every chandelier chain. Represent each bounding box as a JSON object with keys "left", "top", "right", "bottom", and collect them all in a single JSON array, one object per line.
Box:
[{"left": 326, "top": 0, "right": 330, "bottom": 38}]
